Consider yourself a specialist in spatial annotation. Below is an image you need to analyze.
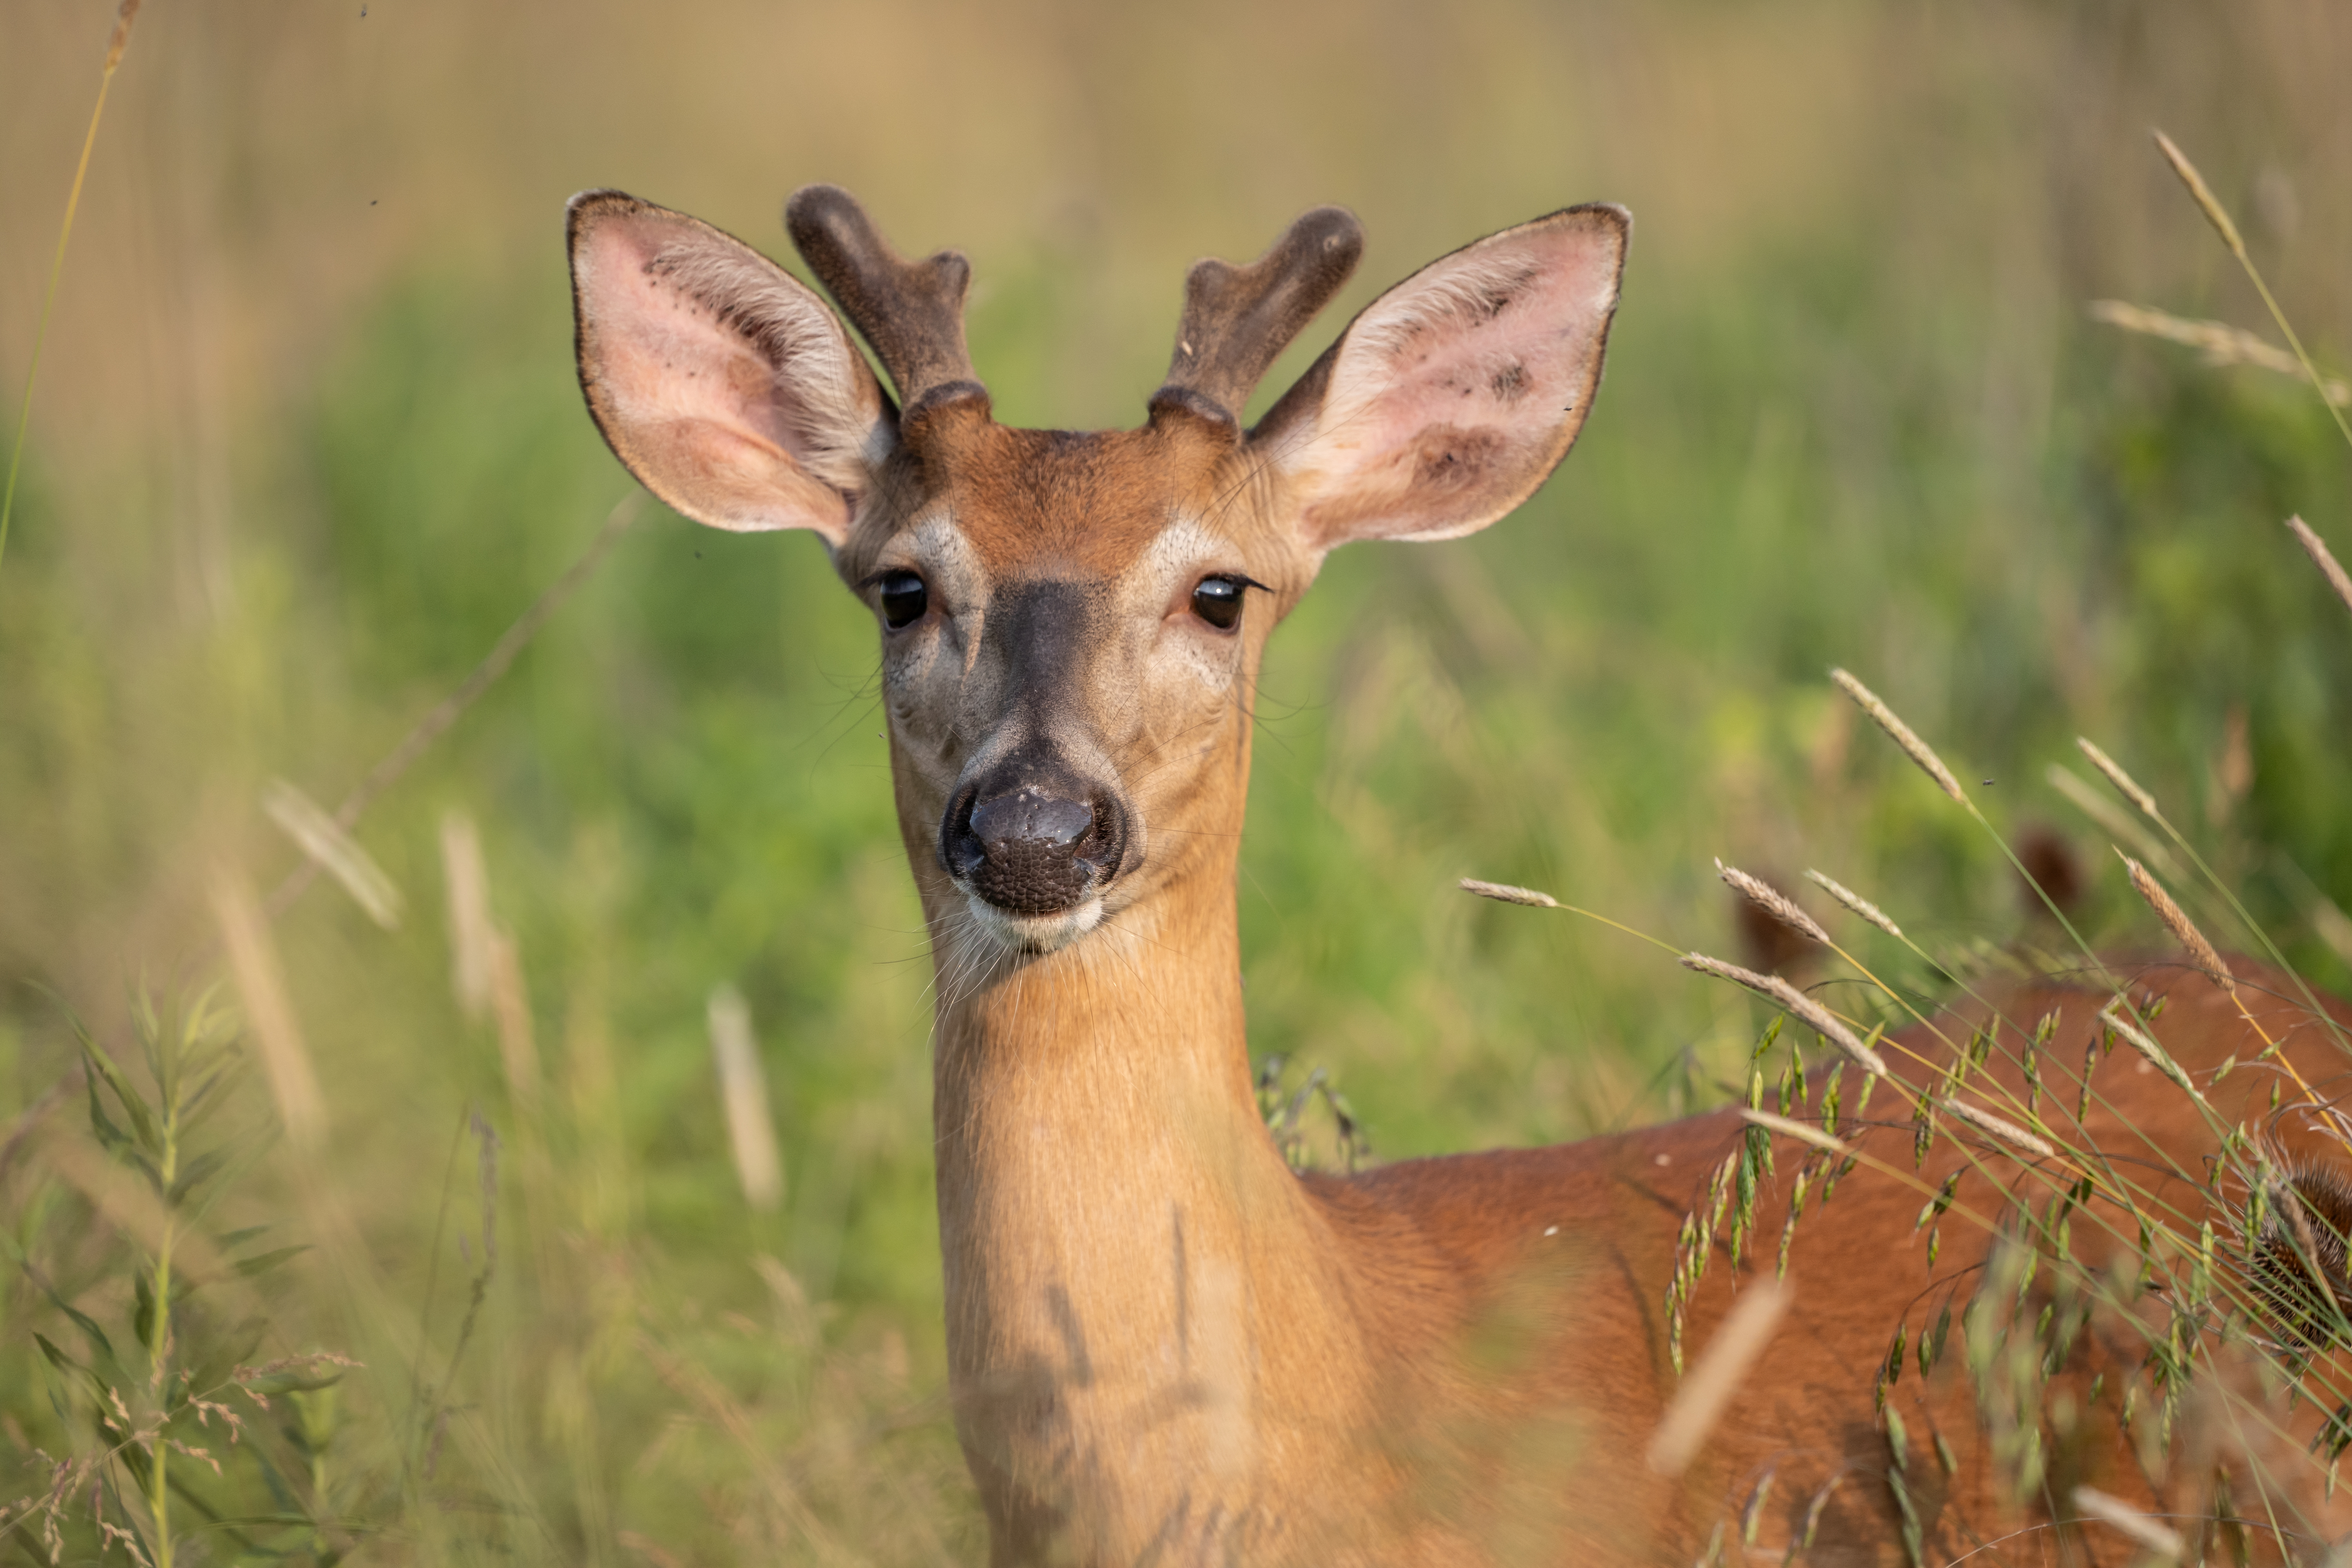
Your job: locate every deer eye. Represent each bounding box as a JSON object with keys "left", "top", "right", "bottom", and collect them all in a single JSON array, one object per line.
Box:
[
  {"left": 877, "top": 570, "right": 928, "bottom": 630},
  {"left": 1191, "top": 575, "right": 1247, "bottom": 631}
]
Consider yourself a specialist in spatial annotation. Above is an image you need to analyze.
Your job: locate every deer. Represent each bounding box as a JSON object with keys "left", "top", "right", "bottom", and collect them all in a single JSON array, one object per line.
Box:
[{"left": 564, "top": 183, "right": 2352, "bottom": 1565}]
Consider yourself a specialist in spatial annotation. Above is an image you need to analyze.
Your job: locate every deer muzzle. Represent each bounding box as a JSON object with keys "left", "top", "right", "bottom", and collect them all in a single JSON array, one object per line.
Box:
[{"left": 941, "top": 760, "right": 1130, "bottom": 928}]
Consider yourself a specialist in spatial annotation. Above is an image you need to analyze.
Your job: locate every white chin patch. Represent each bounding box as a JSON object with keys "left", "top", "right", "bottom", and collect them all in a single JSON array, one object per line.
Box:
[{"left": 964, "top": 893, "right": 1106, "bottom": 954}]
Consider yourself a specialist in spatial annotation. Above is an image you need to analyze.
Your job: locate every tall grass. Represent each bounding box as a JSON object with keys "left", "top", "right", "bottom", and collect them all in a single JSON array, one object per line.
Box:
[{"left": 4, "top": 0, "right": 2352, "bottom": 1561}]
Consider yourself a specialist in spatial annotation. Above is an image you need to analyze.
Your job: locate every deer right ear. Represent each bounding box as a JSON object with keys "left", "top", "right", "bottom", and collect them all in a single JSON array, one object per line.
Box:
[{"left": 568, "top": 190, "right": 893, "bottom": 547}]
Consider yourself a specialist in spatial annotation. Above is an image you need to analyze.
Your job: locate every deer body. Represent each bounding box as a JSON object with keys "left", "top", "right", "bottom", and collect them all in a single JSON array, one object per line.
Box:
[{"left": 566, "top": 185, "right": 2351, "bottom": 1563}]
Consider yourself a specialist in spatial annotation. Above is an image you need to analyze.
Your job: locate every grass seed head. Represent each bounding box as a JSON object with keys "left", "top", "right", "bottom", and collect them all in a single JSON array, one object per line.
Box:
[
  {"left": 2152, "top": 129, "right": 2248, "bottom": 263},
  {"left": 1828, "top": 669, "right": 1964, "bottom": 803},
  {"left": 2123, "top": 857, "right": 2234, "bottom": 993},
  {"left": 1804, "top": 869, "right": 1903, "bottom": 938},
  {"left": 1458, "top": 877, "right": 1560, "bottom": 909},
  {"left": 1940, "top": 1098, "right": 2056, "bottom": 1161},
  {"left": 1715, "top": 860, "right": 1831, "bottom": 947},
  {"left": 2289, "top": 516, "right": 2352, "bottom": 618},
  {"left": 2075, "top": 737, "right": 2160, "bottom": 819},
  {"left": 1682, "top": 953, "right": 1889, "bottom": 1078},
  {"left": 2089, "top": 303, "right": 2352, "bottom": 406}
]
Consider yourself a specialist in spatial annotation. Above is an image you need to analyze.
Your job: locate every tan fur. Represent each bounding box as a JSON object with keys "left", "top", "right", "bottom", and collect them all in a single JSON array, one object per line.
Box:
[{"left": 566, "top": 189, "right": 2352, "bottom": 1564}]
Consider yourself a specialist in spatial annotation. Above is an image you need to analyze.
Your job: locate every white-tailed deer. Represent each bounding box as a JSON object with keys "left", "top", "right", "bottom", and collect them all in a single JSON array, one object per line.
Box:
[{"left": 568, "top": 187, "right": 2352, "bottom": 1564}]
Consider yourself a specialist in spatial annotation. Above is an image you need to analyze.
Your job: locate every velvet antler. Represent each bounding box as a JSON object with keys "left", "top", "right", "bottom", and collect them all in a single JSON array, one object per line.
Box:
[
  {"left": 785, "top": 184, "right": 984, "bottom": 421},
  {"left": 1149, "top": 206, "right": 1364, "bottom": 432}
]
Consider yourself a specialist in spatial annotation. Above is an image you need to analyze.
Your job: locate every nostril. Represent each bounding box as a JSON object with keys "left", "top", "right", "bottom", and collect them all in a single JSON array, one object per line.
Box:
[{"left": 970, "top": 788, "right": 1094, "bottom": 855}]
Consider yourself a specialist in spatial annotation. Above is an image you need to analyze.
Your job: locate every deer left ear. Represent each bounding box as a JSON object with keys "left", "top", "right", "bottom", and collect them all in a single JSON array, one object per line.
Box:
[{"left": 1250, "top": 204, "right": 1627, "bottom": 552}]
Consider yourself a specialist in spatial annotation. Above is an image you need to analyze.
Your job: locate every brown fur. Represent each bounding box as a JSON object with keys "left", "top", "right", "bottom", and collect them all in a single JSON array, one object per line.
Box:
[{"left": 564, "top": 188, "right": 2352, "bottom": 1564}]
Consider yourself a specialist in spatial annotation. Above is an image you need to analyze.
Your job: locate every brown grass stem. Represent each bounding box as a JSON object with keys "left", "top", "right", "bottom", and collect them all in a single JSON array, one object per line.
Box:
[
  {"left": 0, "top": 2, "right": 142, "bottom": 586},
  {"left": 263, "top": 490, "right": 645, "bottom": 923},
  {"left": 2089, "top": 301, "right": 2351, "bottom": 407},
  {"left": 2070, "top": 1486, "right": 2183, "bottom": 1559},
  {"left": 1828, "top": 670, "right": 1964, "bottom": 802},
  {"left": 2289, "top": 516, "right": 2352, "bottom": 620},
  {"left": 2153, "top": 129, "right": 2352, "bottom": 453},
  {"left": 1646, "top": 1275, "right": 1791, "bottom": 1476}
]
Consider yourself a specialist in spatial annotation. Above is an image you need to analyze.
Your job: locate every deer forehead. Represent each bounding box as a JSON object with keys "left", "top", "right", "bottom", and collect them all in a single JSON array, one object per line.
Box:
[{"left": 860, "top": 426, "right": 1268, "bottom": 598}]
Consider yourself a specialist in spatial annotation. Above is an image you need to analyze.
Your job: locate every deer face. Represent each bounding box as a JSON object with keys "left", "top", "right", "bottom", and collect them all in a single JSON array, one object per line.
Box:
[{"left": 569, "top": 187, "right": 1626, "bottom": 955}]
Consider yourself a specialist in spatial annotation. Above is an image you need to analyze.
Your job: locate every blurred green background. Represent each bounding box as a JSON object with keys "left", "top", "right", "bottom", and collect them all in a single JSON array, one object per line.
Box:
[{"left": 3, "top": 0, "right": 2350, "bottom": 1560}]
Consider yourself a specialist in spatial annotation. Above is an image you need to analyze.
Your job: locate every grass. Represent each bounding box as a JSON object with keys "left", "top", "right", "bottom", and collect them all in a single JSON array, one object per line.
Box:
[{"left": 5, "top": 0, "right": 2352, "bottom": 1561}]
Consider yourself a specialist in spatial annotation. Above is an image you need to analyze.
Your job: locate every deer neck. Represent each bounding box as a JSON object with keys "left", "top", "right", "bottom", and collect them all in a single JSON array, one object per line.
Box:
[{"left": 924, "top": 797, "right": 1374, "bottom": 1537}]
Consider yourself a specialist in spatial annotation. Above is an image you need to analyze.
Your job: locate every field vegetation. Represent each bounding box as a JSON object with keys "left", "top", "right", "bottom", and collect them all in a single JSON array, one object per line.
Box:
[{"left": 3, "top": 0, "right": 2352, "bottom": 1559}]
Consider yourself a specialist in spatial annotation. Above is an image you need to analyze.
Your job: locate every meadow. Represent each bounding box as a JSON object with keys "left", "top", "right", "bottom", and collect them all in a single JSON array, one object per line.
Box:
[{"left": 4, "top": 0, "right": 2352, "bottom": 1560}]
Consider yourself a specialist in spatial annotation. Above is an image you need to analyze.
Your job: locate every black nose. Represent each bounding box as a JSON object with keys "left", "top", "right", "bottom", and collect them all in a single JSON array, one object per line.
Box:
[{"left": 942, "top": 768, "right": 1127, "bottom": 916}]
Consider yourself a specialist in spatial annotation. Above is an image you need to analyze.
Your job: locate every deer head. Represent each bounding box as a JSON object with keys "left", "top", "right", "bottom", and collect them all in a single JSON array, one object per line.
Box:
[{"left": 568, "top": 186, "right": 1626, "bottom": 960}]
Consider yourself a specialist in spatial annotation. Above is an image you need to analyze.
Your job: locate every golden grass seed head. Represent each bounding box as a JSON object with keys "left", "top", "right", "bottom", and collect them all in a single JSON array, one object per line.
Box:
[
  {"left": 1940, "top": 1098, "right": 2056, "bottom": 1161},
  {"left": 2097, "top": 1003, "right": 2205, "bottom": 1103},
  {"left": 1804, "top": 869, "right": 1903, "bottom": 938},
  {"left": 2152, "top": 129, "right": 2249, "bottom": 263},
  {"left": 2290, "top": 516, "right": 2352, "bottom": 618},
  {"left": 1715, "top": 859, "right": 1831, "bottom": 947},
  {"left": 1458, "top": 877, "right": 1560, "bottom": 909},
  {"left": 2122, "top": 856, "right": 2234, "bottom": 992},
  {"left": 1828, "top": 668, "right": 1964, "bottom": 804},
  {"left": 2075, "top": 737, "right": 2160, "bottom": 819},
  {"left": 1682, "top": 953, "right": 1889, "bottom": 1078}
]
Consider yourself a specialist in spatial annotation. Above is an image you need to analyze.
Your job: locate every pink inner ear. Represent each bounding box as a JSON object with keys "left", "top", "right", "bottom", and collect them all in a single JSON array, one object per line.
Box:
[
  {"left": 1342, "top": 223, "right": 1617, "bottom": 464},
  {"left": 581, "top": 217, "right": 799, "bottom": 467},
  {"left": 572, "top": 202, "right": 882, "bottom": 540}
]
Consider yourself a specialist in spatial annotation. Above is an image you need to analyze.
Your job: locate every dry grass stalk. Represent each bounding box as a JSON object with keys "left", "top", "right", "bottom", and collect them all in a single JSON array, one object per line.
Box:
[
  {"left": 1739, "top": 1107, "right": 1852, "bottom": 1157},
  {"left": 2152, "top": 130, "right": 2247, "bottom": 263},
  {"left": 439, "top": 811, "right": 495, "bottom": 1020},
  {"left": 1715, "top": 860, "right": 1830, "bottom": 947},
  {"left": 210, "top": 869, "right": 326, "bottom": 1152},
  {"left": 2089, "top": 302, "right": 2352, "bottom": 407},
  {"left": 1681, "top": 953, "right": 1889, "bottom": 1078},
  {"left": 2289, "top": 516, "right": 2352, "bottom": 617},
  {"left": 1459, "top": 877, "right": 1559, "bottom": 909},
  {"left": 2070, "top": 1485, "right": 2183, "bottom": 1559},
  {"left": 2123, "top": 857, "right": 2235, "bottom": 994},
  {"left": 1940, "top": 1098, "right": 2055, "bottom": 1161},
  {"left": 2075, "top": 737, "right": 2159, "bottom": 819},
  {"left": 1803, "top": 869, "right": 1902, "bottom": 939},
  {"left": 262, "top": 779, "right": 403, "bottom": 929},
  {"left": 707, "top": 985, "right": 785, "bottom": 1211},
  {"left": 2311, "top": 896, "right": 2352, "bottom": 971},
  {"left": 2044, "top": 763, "right": 2185, "bottom": 881},
  {"left": 1647, "top": 1274, "right": 1792, "bottom": 1476},
  {"left": 1828, "top": 669, "right": 1963, "bottom": 803},
  {"left": 2098, "top": 1004, "right": 2203, "bottom": 1103}
]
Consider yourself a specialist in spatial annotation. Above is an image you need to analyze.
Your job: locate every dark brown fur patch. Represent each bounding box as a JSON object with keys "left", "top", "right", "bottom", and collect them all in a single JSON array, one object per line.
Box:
[{"left": 1411, "top": 425, "right": 1507, "bottom": 494}]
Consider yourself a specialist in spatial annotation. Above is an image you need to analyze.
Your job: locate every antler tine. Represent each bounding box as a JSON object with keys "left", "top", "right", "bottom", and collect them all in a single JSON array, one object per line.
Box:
[
  {"left": 1150, "top": 206, "right": 1364, "bottom": 432},
  {"left": 785, "top": 184, "right": 985, "bottom": 418}
]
